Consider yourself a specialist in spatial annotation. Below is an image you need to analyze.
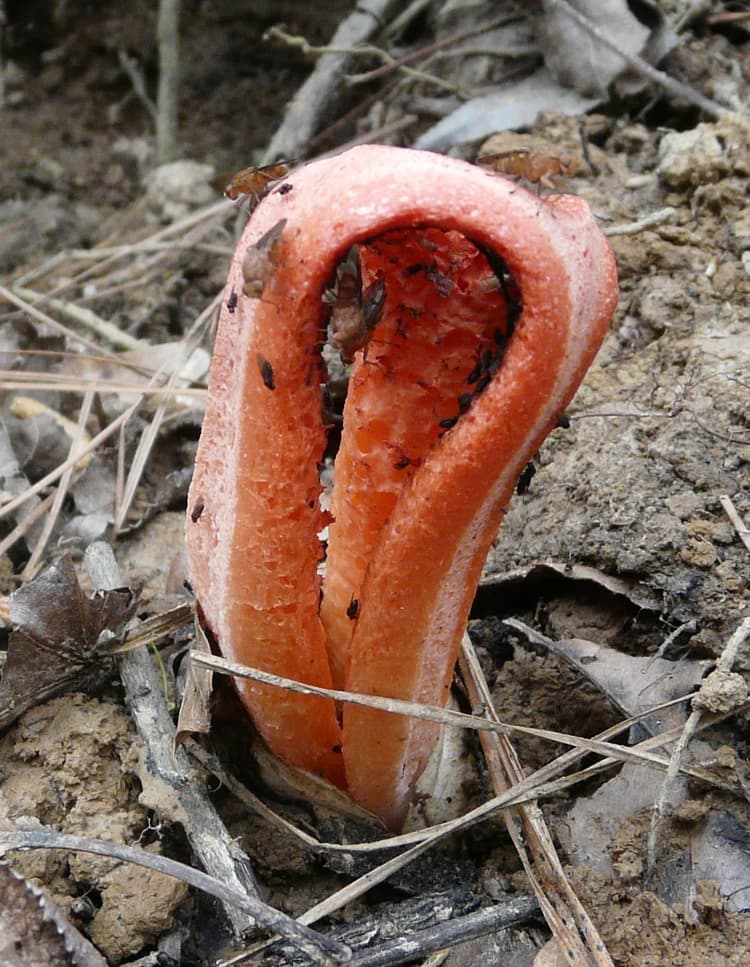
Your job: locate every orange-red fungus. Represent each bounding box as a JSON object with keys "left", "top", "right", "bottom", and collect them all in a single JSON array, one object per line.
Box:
[{"left": 186, "top": 145, "right": 618, "bottom": 827}]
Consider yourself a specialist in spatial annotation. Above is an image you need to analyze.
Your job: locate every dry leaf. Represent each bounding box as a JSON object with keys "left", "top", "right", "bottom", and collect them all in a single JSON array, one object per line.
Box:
[
  {"left": 0, "top": 555, "right": 137, "bottom": 729},
  {"left": 414, "top": 68, "right": 599, "bottom": 152},
  {"left": 539, "top": 0, "right": 651, "bottom": 97},
  {"left": 175, "top": 616, "right": 214, "bottom": 746}
]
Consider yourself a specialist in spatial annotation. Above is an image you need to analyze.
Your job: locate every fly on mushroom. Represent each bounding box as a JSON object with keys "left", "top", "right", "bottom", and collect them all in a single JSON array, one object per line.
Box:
[
  {"left": 477, "top": 145, "right": 581, "bottom": 192},
  {"left": 224, "top": 162, "right": 293, "bottom": 207},
  {"left": 326, "top": 247, "right": 388, "bottom": 364},
  {"left": 242, "top": 219, "right": 287, "bottom": 298}
]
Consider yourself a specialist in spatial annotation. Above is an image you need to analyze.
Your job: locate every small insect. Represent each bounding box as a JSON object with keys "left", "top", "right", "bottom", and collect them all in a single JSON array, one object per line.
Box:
[
  {"left": 256, "top": 353, "right": 275, "bottom": 390},
  {"left": 346, "top": 597, "right": 360, "bottom": 620},
  {"left": 274, "top": 182, "right": 294, "bottom": 196},
  {"left": 327, "top": 247, "right": 388, "bottom": 364},
  {"left": 516, "top": 460, "right": 537, "bottom": 496},
  {"left": 226, "top": 288, "right": 238, "bottom": 313},
  {"left": 190, "top": 499, "right": 205, "bottom": 523},
  {"left": 362, "top": 275, "right": 387, "bottom": 329},
  {"left": 477, "top": 146, "right": 580, "bottom": 191},
  {"left": 242, "top": 218, "right": 287, "bottom": 298},
  {"left": 224, "top": 161, "right": 292, "bottom": 203}
]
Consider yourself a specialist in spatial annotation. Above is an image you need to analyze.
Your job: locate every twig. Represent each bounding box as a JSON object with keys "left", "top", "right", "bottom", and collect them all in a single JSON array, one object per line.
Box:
[
  {"left": 195, "top": 691, "right": 741, "bottom": 893},
  {"left": 645, "top": 615, "right": 750, "bottom": 881},
  {"left": 156, "top": 0, "right": 181, "bottom": 163},
  {"left": 83, "top": 543, "right": 262, "bottom": 941},
  {"left": 546, "top": 0, "right": 737, "bottom": 119},
  {"left": 333, "top": 114, "right": 418, "bottom": 152},
  {"left": 0, "top": 282, "right": 126, "bottom": 358},
  {"left": 0, "top": 376, "right": 206, "bottom": 400},
  {"left": 603, "top": 206, "right": 675, "bottom": 236},
  {"left": 262, "top": 0, "right": 402, "bottom": 163},
  {"left": 459, "top": 634, "right": 613, "bottom": 967},
  {"left": 10, "top": 198, "right": 230, "bottom": 308},
  {"left": 720, "top": 494, "right": 750, "bottom": 553},
  {"left": 118, "top": 50, "right": 158, "bottom": 124},
  {"left": 647, "top": 619, "right": 699, "bottom": 667},
  {"left": 232, "top": 691, "right": 749, "bottom": 963},
  {"left": 0, "top": 491, "right": 56, "bottom": 562},
  {"left": 267, "top": 26, "right": 471, "bottom": 97},
  {"left": 350, "top": 14, "right": 523, "bottom": 85},
  {"left": 0, "top": 826, "right": 348, "bottom": 965},
  {"left": 12, "top": 285, "right": 147, "bottom": 350},
  {"left": 346, "top": 898, "right": 539, "bottom": 967}
]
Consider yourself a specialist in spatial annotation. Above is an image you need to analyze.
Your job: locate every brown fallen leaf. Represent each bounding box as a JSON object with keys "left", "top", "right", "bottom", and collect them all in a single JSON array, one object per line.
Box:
[
  {"left": 0, "top": 555, "right": 137, "bottom": 729},
  {"left": 175, "top": 615, "right": 214, "bottom": 746}
]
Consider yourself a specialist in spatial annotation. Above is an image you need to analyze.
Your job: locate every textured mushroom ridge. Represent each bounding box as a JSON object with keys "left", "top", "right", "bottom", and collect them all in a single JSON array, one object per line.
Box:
[{"left": 186, "top": 145, "right": 618, "bottom": 827}]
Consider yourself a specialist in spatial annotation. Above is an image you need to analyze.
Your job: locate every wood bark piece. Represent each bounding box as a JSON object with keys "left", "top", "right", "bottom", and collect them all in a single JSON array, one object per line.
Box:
[{"left": 186, "top": 145, "right": 617, "bottom": 827}]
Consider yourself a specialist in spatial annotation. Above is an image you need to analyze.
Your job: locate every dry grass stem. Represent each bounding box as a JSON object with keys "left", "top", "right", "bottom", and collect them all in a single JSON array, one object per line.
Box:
[
  {"left": 0, "top": 282, "right": 123, "bottom": 357},
  {"left": 21, "top": 391, "right": 94, "bottom": 579},
  {"left": 0, "top": 397, "right": 144, "bottom": 522},
  {"left": 459, "top": 634, "right": 614, "bottom": 967},
  {"left": 112, "top": 293, "right": 221, "bottom": 533},
  {"left": 13, "top": 285, "right": 146, "bottom": 351}
]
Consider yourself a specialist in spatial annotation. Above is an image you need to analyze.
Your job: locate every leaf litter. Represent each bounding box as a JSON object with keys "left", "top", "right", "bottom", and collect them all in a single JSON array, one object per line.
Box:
[{"left": 0, "top": 555, "right": 137, "bottom": 729}]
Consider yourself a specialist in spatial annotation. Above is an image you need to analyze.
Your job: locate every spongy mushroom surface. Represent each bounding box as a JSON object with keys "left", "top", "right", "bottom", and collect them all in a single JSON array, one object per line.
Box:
[{"left": 186, "top": 145, "right": 617, "bottom": 825}]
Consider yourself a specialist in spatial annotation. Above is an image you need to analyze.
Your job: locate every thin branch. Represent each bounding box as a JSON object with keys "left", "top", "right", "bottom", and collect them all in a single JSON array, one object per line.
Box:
[
  {"left": 156, "top": 0, "right": 181, "bottom": 163},
  {"left": 0, "top": 398, "right": 144, "bottom": 523},
  {"left": 0, "top": 283, "right": 124, "bottom": 358},
  {"left": 350, "top": 14, "right": 522, "bottom": 85},
  {"left": 12, "top": 285, "right": 146, "bottom": 350},
  {"left": 266, "top": 26, "right": 471, "bottom": 97},
  {"left": 112, "top": 292, "right": 220, "bottom": 534},
  {"left": 192, "top": 651, "right": 725, "bottom": 781},
  {"left": 118, "top": 50, "right": 158, "bottom": 123},
  {"left": 0, "top": 826, "right": 348, "bottom": 965},
  {"left": 262, "top": 0, "right": 402, "bottom": 163}
]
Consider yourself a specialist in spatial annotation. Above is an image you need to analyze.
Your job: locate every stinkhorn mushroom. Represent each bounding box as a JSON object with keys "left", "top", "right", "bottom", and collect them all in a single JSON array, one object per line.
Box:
[{"left": 186, "top": 145, "right": 617, "bottom": 828}]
